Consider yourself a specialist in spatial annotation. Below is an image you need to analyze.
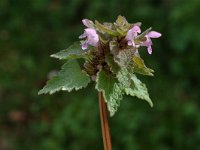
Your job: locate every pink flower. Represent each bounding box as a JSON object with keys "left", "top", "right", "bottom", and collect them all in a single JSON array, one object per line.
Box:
[
  {"left": 125, "top": 25, "right": 141, "bottom": 47},
  {"left": 141, "top": 31, "right": 161, "bottom": 54},
  {"left": 79, "top": 20, "right": 99, "bottom": 50}
]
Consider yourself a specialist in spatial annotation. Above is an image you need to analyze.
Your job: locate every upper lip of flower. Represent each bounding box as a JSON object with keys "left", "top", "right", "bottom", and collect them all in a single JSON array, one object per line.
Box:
[
  {"left": 125, "top": 25, "right": 141, "bottom": 47},
  {"left": 125, "top": 25, "right": 141, "bottom": 40},
  {"left": 147, "top": 31, "right": 162, "bottom": 38}
]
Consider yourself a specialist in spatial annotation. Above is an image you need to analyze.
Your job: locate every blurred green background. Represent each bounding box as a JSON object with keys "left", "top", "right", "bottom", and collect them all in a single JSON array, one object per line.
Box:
[{"left": 0, "top": 0, "right": 200, "bottom": 149}]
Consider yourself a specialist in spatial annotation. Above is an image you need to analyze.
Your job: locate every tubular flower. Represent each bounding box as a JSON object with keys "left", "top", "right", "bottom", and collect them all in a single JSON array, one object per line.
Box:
[
  {"left": 125, "top": 25, "right": 141, "bottom": 47},
  {"left": 79, "top": 19, "right": 99, "bottom": 50},
  {"left": 141, "top": 31, "right": 161, "bottom": 54}
]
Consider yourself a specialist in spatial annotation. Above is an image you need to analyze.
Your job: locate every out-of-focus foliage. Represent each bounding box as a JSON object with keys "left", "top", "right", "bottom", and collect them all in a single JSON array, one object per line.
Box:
[{"left": 0, "top": 0, "right": 200, "bottom": 150}]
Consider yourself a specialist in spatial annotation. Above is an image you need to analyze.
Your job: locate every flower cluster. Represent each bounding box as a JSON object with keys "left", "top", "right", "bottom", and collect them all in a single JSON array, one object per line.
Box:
[{"left": 79, "top": 18, "right": 161, "bottom": 54}]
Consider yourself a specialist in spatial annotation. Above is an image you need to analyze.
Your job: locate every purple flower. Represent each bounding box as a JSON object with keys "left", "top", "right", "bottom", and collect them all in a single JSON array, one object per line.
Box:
[
  {"left": 141, "top": 31, "right": 161, "bottom": 54},
  {"left": 79, "top": 19, "right": 99, "bottom": 50},
  {"left": 125, "top": 25, "right": 141, "bottom": 47}
]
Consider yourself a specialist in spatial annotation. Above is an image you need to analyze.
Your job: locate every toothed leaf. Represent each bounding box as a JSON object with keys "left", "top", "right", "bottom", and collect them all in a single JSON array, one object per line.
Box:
[
  {"left": 51, "top": 42, "right": 89, "bottom": 60},
  {"left": 132, "top": 55, "right": 154, "bottom": 76},
  {"left": 125, "top": 74, "right": 153, "bottom": 107},
  {"left": 115, "top": 48, "right": 136, "bottom": 67},
  {"left": 95, "top": 69, "right": 123, "bottom": 116},
  {"left": 109, "top": 40, "right": 119, "bottom": 56},
  {"left": 38, "top": 60, "right": 91, "bottom": 95},
  {"left": 105, "top": 53, "right": 120, "bottom": 74}
]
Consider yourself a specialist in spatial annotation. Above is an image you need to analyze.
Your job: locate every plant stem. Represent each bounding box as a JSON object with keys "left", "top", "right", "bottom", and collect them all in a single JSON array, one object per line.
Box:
[{"left": 98, "top": 92, "right": 112, "bottom": 150}]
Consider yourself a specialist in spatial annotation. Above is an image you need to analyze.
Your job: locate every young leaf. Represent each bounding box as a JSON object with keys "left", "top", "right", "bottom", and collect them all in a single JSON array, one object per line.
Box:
[
  {"left": 38, "top": 60, "right": 91, "bottom": 95},
  {"left": 105, "top": 53, "right": 120, "bottom": 74},
  {"left": 116, "top": 15, "right": 129, "bottom": 27},
  {"left": 95, "top": 20, "right": 119, "bottom": 36},
  {"left": 115, "top": 15, "right": 131, "bottom": 36},
  {"left": 125, "top": 74, "right": 153, "bottom": 107},
  {"left": 98, "top": 32, "right": 111, "bottom": 44},
  {"left": 51, "top": 42, "right": 89, "bottom": 60},
  {"left": 109, "top": 40, "right": 119, "bottom": 56},
  {"left": 132, "top": 55, "right": 154, "bottom": 76},
  {"left": 82, "top": 19, "right": 95, "bottom": 28},
  {"left": 115, "top": 48, "right": 135, "bottom": 67},
  {"left": 95, "top": 69, "right": 123, "bottom": 116}
]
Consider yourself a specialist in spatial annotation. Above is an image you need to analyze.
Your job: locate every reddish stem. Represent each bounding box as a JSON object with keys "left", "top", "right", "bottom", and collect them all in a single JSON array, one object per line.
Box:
[{"left": 98, "top": 92, "right": 112, "bottom": 150}]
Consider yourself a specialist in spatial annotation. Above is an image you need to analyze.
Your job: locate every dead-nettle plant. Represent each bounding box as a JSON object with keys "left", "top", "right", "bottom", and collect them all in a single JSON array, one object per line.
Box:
[{"left": 39, "top": 15, "right": 161, "bottom": 150}]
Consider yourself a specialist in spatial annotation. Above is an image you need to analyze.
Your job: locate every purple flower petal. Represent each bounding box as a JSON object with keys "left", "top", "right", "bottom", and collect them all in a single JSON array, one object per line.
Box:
[
  {"left": 140, "top": 36, "right": 154, "bottom": 54},
  {"left": 147, "top": 46, "right": 152, "bottom": 54},
  {"left": 131, "top": 41, "right": 136, "bottom": 47},
  {"left": 127, "top": 40, "right": 133, "bottom": 46},
  {"left": 141, "top": 36, "right": 152, "bottom": 47},
  {"left": 132, "top": 25, "right": 141, "bottom": 34},
  {"left": 82, "top": 41, "right": 88, "bottom": 50},
  {"left": 125, "top": 25, "right": 141, "bottom": 47},
  {"left": 125, "top": 30, "right": 133, "bottom": 41},
  {"left": 80, "top": 28, "right": 99, "bottom": 50},
  {"left": 139, "top": 30, "right": 161, "bottom": 54},
  {"left": 84, "top": 28, "right": 97, "bottom": 36},
  {"left": 85, "top": 28, "right": 99, "bottom": 47},
  {"left": 126, "top": 25, "right": 141, "bottom": 41},
  {"left": 148, "top": 31, "right": 161, "bottom": 38}
]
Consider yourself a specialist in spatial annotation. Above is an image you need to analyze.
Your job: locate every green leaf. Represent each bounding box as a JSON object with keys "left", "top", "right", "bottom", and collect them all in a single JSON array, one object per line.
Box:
[
  {"left": 115, "top": 48, "right": 135, "bottom": 67},
  {"left": 98, "top": 32, "right": 111, "bottom": 44},
  {"left": 38, "top": 60, "right": 91, "bottom": 95},
  {"left": 132, "top": 55, "right": 154, "bottom": 76},
  {"left": 95, "top": 69, "right": 123, "bottom": 116},
  {"left": 116, "top": 67, "right": 153, "bottom": 108},
  {"left": 116, "top": 15, "right": 129, "bottom": 26},
  {"left": 109, "top": 40, "right": 119, "bottom": 56},
  {"left": 125, "top": 74, "right": 153, "bottom": 107},
  {"left": 51, "top": 42, "right": 89, "bottom": 60},
  {"left": 95, "top": 20, "right": 119, "bottom": 36},
  {"left": 114, "top": 15, "right": 131, "bottom": 36},
  {"left": 116, "top": 67, "right": 131, "bottom": 89},
  {"left": 105, "top": 53, "right": 120, "bottom": 74}
]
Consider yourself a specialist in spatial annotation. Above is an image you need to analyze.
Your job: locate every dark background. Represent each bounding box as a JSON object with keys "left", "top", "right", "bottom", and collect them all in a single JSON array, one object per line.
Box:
[{"left": 0, "top": 0, "right": 200, "bottom": 149}]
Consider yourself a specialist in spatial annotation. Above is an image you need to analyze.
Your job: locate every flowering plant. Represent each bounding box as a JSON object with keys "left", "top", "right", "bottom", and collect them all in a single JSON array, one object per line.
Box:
[{"left": 39, "top": 15, "right": 161, "bottom": 116}]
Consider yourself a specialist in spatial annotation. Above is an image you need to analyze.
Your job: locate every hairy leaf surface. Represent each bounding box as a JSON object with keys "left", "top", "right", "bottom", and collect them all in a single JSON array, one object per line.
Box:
[
  {"left": 38, "top": 60, "right": 91, "bottom": 95},
  {"left": 125, "top": 74, "right": 153, "bottom": 107},
  {"left": 95, "top": 69, "right": 123, "bottom": 116},
  {"left": 132, "top": 55, "right": 154, "bottom": 76},
  {"left": 51, "top": 42, "right": 89, "bottom": 60}
]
